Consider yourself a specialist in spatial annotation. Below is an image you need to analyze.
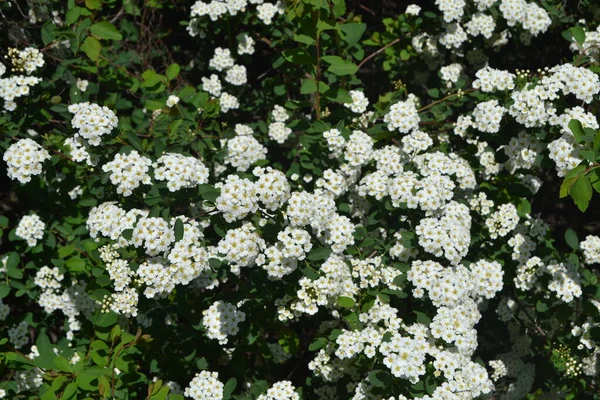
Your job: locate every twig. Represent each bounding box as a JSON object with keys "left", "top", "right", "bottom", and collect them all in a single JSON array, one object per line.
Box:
[
  {"left": 417, "top": 88, "right": 477, "bottom": 113},
  {"left": 357, "top": 38, "right": 401, "bottom": 70}
]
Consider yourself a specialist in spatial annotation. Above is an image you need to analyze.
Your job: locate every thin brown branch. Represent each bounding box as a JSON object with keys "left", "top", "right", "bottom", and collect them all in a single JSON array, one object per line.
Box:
[{"left": 357, "top": 38, "right": 401, "bottom": 70}]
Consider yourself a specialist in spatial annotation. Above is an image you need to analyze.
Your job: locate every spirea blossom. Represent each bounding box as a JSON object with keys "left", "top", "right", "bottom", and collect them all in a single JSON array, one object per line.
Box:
[
  {"left": 153, "top": 153, "right": 209, "bottom": 191},
  {"left": 202, "top": 301, "right": 246, "bottom": 344},
  {"left": 16, "top": 214, "right": 45, "bottom": 247},
  {"left": 184, "top": 371, "right": 224, "bottom": 400},
  {"left": 3, "top": 139, "right": 50, "bottom": 183},
  {"left": 102, "top": 150, "right": 152, "bottom": 196}
]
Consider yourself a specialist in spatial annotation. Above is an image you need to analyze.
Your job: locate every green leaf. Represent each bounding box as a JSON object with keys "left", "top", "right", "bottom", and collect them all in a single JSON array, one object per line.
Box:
[
  {"left": 560, "top": 177, "right": 577, "bottom": 198},
  {"left": 293, "top": 34, "right": 315, "bottom": 45},
  {"left": 66, "top": 257, "right": 86, "bottom": 272},
  {"left": 570, "top": 175, "right": 593, "bottom": 212},
  {"left": 81, "top": 36, "right": 102, "bottom": 61},
  {"left": 565, "top": 228, "right": 579, "bottom": 250},
  {"left": 0, "top": 284, "right": 9, "bottom": 299},
  {"left": 321, "top": 56, "right": 358, "bottom": 76},
  {"left": 570, "top": 26, "right": 586, "bottom": 45},
  {"left": 328, "top": 61, "right": 358, "bottom": 76},
  {"left": 166, "top": 63, "right": 180, "bottom": 81},
  {"left": 126, "top": 131, "right": 143, "bottom": 151},
  {"left": 301, "top": 79, "right": 317, "bottom": 94},
  {"left": 142, "top": 69, "right": 167, "bottom": 88},
  {"left": 568, "top": 119, "right": 585, "bottom": 143},
  {"left": 340, "top": 23, "right": 366, "bottom": 46},
  {"left": 58, "top": 245, "right": 76, "bottom": 258},
  {"left": 589, "top": 169, "right": 600, "bottom": 193},
  {"left": 55, "top": 357, "right": 73, "bottom": 372},
  {"left": 85, "top": 0, "right": 102, "bottom": 9},
  {"left": 62, "top": 382, "right": 78, "bottom": 399},
  {"left": 306, "top": 247, "right": 331, "bottom": 261},
  {"left": 536, "top": 300, "right": 549, "bottom": 312},
  {"left": 223, "top": 378, "right": 237, "bottom": 399},
  {"left": 308, "top": 337, "right": 327, "bottom": 351},
  {"left": 90, "top": 21, "right": 123, "bottom": 41},
  {"left": 174, "top": 218, "right": 184, "bottom": 242},
  {"left": 337, "top": 296, "right": 355, "bottom": 308}
]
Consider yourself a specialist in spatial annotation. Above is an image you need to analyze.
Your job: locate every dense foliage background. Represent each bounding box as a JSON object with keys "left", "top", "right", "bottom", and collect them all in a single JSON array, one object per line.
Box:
[{"left": 1, "top": 0, "right": 600, "bottom": 399}]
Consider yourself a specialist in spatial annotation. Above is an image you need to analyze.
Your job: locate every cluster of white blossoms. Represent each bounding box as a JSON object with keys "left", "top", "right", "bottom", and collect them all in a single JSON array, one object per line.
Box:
[
  {"left": 257, "top": 381, "right": 299, "bottom": 400},
  {"left": 189, "top": 0, "right": 282, "bottom": 26},
  {"left": 218, "top": 223, "right": 265, "bottom": 270},
  {"left": 224, "top": 124, "right": 268, "bottom": 171},
  {"left": 472, "top": 66, "right": 516, "bottom": 92},
  {"left": 3, "top": 138, "right": 50, "bottom": 183},
  {"left": 268, "top": 105, "right": 292, "bottom": 143},
  {"left": 102, "top": 150, "right": 152, "bottom": 196},
  {"left": 153, "top": 153, "right": 209, "bottom": 191},
  {"left": 16, "top": 214, "right": 45, "bottom": 247},
  {"left": 486, "top": 203, "right": 520, "bottom": 239},
  {"left": 344, "top": 90, "right": 369, "bottom": 114},
  {"left": 1, "top": 48, "right": 45, "bottom": 109},
  {"left": 439, "top": 63, "right": 462, "bottom": 87},
  {"left": 184, "top": 370, "right": 223, "bottom": 400},
  {"left": 472, "top": 99, "right": 506, "bottom": 133},
  {"left": 581, "top": 235, "right": 600, "bottom": 265},
  {"left": 435, "top": 0, "right": 465, "bottom": 23},
  {"left": 68, "top": 102, "right": 118, "bottom": 146},
  {"left": 465, "top": 12, "right": 496, "bottom": 38},
  {"left": 6, "top": 47, "right": 45, "bottom": 75},
  {"left": 202, "top": 300, "right": 246, "bottom": 344},
  {"left": 166, "top": 95, "right": 179, "bottom": 107},
  {"left": 515, "top": 256, "right": 583, "bottom": 303},
  {"left": 201, "top": 47, "right": 246, "bottom": 113},
  {"left": 384, "top": 94, "right": 420, "bottom": 133}
]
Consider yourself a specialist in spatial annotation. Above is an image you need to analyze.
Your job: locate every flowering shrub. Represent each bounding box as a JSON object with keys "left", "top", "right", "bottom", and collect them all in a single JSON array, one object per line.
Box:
[{"left": 1, "top": 0, "right": 600, "bottom": 399}]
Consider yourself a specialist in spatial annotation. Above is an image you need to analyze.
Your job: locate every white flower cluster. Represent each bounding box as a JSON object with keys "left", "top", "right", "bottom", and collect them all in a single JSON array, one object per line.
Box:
[
  {"left": 472, "top": 100, "right": 506, "bottom": 133},
  {"left": 472, "top": 66, "right": 516, "bottom": 92},
  {"left": 256, "top": 2, "right": 284, "bottom": 25},
  {"left": 416, "top": 201, "right": 471, "bottom": 265},
  {"left": 238, "top": 34, "right": 255, "bottom": 55},
  {"left": 202, "top": 300, "right": 246, "bottom": 344},
  {"left": 504, "top": 131, "right": 544, "bottom": 173},
  {"left": 0, "top": 69, "right": 42, "bottom": 111},
  {"left": 166, "top": 95, "right": 179, "bottom": 107},
  {"left": 344, "top": 90, "right": 369, "bottom": 114},
  {"left": 184, "top": 371, "right": 223, "bottom": 400},
  {"left": 257, "top": 381, "right": 299, "bottom": 400},
  {"left": 7, "top": 47, "right": 44, "bottom": 74},
  {"left": 16, "top": 214, "right": 45, "bottom": 247},
  {"left": 34, "top": 266, "right": 64, "bottom": 291},
  {"left": 68, "top": 102, "right": 118, "bottom": 146},
  {"left": 405, "top": 4, "right": 421, "bottom": 16},
  {"left": 384, "top": 94, "right": 420, "bottom": 133},
  {"left": 202, "top": 47, "right": 246, "bottom": 113},
  {"left": 3, "top": 138, "right": 50, "bottom": 183},
  {"left": 435, "top": 0, "right": 465, "bottom": 23},
  {"left": 500, "top": 0, "right": 551, "bottom": 36},
  {"left": 218, "top": 223, "right": 265, "bottom": 270},
  {"left": 9, "top": 320, "right": 30, "bottom": 348},
  {"left": 153, "top": 153, "right": 209, "bottom": 191},
  {"left": 465, "top": 13, "right": 496, "bottom": 38},
  {"left": 440, "top": 63, "right": 462, "bottom": 87},
  {"left": 102, "top": 150, "right": 152, "bottom": 196},
  {"left": 224, "top": 124, "right": 268, "bottom": 171},
  {"left": 486, "top": 203, "right": 519, "bottom": 239},
  {"left": 190, "top": 0, "right": 282, "bottom": 26},
  {"left": 515, "top": 256, "right": 582, "bottom": 302},
  {"left": 581, "top": 235, "right": 600, "bottom": 265},
  {"left": 268, "top": 105, "right": 291, "bottom": 144}
]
